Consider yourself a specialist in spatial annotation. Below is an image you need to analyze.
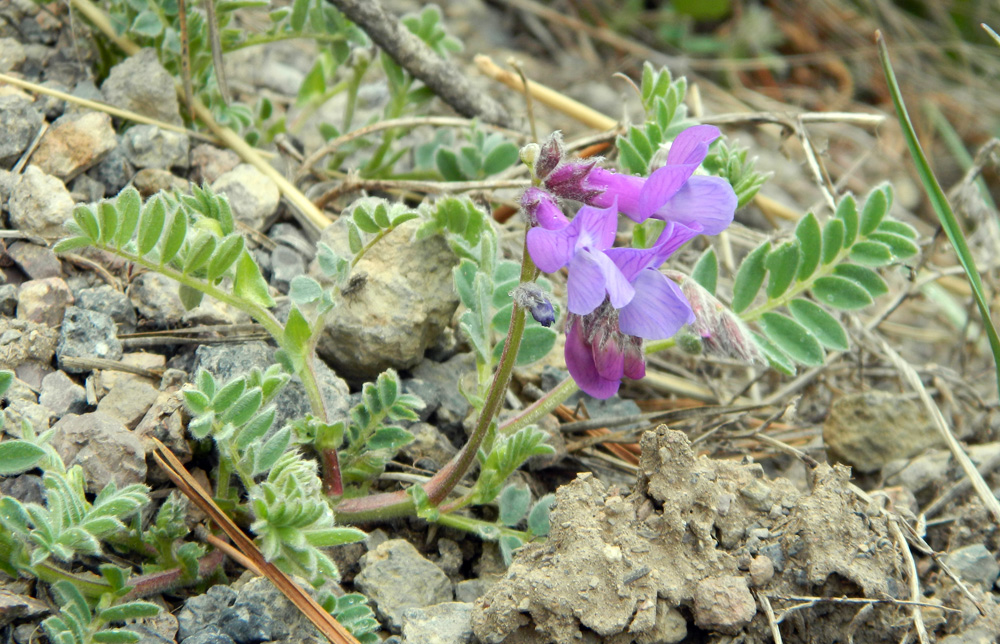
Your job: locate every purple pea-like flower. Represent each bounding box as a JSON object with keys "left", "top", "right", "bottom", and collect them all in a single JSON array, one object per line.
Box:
[
  {"left": 587, "top": 125, "right": 737, "bottom": 235},
  {"left": 563, "top": 223, "right": 700, "bottom": 398},
  {"left": 525, "top": 201, "right": 633, "bottom": 316}
]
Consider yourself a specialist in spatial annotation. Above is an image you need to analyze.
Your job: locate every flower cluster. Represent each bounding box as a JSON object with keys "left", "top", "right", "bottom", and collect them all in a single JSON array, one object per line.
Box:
[{"left": 521, "top": 126, "right": 737, "bottom": 398}]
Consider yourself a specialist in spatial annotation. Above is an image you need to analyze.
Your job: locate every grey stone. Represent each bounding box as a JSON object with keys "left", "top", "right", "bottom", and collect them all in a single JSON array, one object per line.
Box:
[
  {"left": 191, "top": 341, "right": 350, "bottom": 430},
  {"left": 127, "top": 272, "right": 189, "bottom": 327},
  {"left": 944, "top": 544, "right": 999, "bottom": 590},
  {"left": 269, "top": 244, "right": 305, "bottom": 294},
  {"left": 454, "top": 579, "right": 488, "bottom": 603},
  {"left": 7, "top": 241, "right": 62, "bottom": 279},
  {"left": 3, "top": 399, "right": 55, "bottom": 435},
  {"left": 31, "top": 111, "right": 117, "bottom": 180},
  {"left": 101, "top": 48, "right": 182, "bottom": 125},
  {"left": 823, "top": 391, "right": 945, "bottom": 473},
  {"left": 211, "top": 164, "right": 280, "bottom": 231},
  {"left": 401, "top": 422, "right": 458, "bottom": 471},
  {"left": 76, "top": 285, "right": 137, "bottom": 334},
  {"left": 50, "top": 412, "right": 146, "bottom": 493},
  {"left": 190, "top": 143, "right": 240, "bottom": 184},
  {"left": 401, "top": 602, "right": 475, "bottom": 644},
  {"left": 0, "top": 317, "right": 57, "bottom": 371},
  {"left": 39, "top": 369, "right": 87, "bottom": 415},
  {"left": 178, "top": 577, "right": 328, "bottom": 644},
  {"left": 316, "top": 218, "right": 459, "bottom": 381},
  {"left": 692, "top": 575, "right": 756, "bottom": 635},
  {"left": 56, "top": 307, "right": 123, "bottom": 373},
  {"left": 883, "top": 449, "right": 951, "bottom": 496},
  {"left": 133, "top": 168, "right": 189, "bottom": 198},
  {"left": 408, "top": 353, "right": 475, "bottom": 437},
  {"left": 88, "top": 143, "right": 133, "bottom": 196},
  {"left": 0, "top": 284, "right": 18, "bottom": 316},
  {"left": 16, "top": 277, "right": 73, "bottom": 327},
  {"left": 0, "top": 473, "right": 45, "bottom": 506},
  {"left": 71, "top": 171, "right": 110, "bottom": 204},
  {"left": 635, "top": 602, "right": 687, "bottom": 644},
  {"left": 0, "top": 95, "right": 42, "bottom": 167},
  {"left": 8, "top": 165, "right": 73, "bottom": 239},
  {"left": 355, "top": 539, "right": 453, "bottom": 632},
  {"left": 0, "top": 37, "right": 27, "bottom": 73},
  {"left": 122, "top": 124, "right": 190, "bottom": 170},
  {"left": 97, "top": 379, "right": 160, "bottom": 429}
]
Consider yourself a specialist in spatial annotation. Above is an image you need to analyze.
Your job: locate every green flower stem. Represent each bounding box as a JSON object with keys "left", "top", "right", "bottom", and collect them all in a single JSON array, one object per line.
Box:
[
  {"left": 351, "top": 228, "right": 391, "bottom": 267},
  {"left": 32, "top": 562, "right": 111, "bottom": 599},
  {"left": 498, "top": 372, "right": 578, "bottom": 435},
  {"left": 334, "top": 235, "right": 536, "bottom": 522},
  {"left": 124, "top": 548, "right": 226, "bottom": 600},
  {"left": 227, "top": 32, "right": 346, "bottom": 53},
  {"left": 432, "top": 512, "right": 531, "bottom": 542},
  {"left": 110, "top": 247, "right": 329, "bottom": 423}
]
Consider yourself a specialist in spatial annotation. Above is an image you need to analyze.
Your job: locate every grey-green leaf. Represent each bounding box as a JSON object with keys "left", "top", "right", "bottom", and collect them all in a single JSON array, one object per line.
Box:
[
  {"left": 751, "top": 331, "right": 795, "bottom": 375},
  {"left": 483, "top": 142, "right": 519, "bottom": 176},
  {"left": 138, "top": 197, "right": 166, "bottom": 256},
  {"left": 788, "top": 299, "right": 849, "bottom": 351},
  {"left": 98, "top": 201, "right": 118, "bottom": 246},
  {"left": 835, "top": 194, "right": 859, "bottom": 247},
  {"left": 868, "top": 232, "right": 919, "bottom": 260},
  {"left": 765, "top": 242, "right": 800, "bottom": 299},
  {"left": 353, "top": 208, "right": 381, "bottom": 234},
  {"left": 849, "top": 240, "right": 894, "bottom": 267},
  {"left": 115, "top": 186, "right": 141, "bottom": 248},
  {"left": 0, "top": 440, "right": 46, "bottom": 475},
  {"left": 159, "top": 209, "right": 187, "bottom": 265},
  {"left": 207, "top": 233, "right": 245, "bottom": 280},
  {"left": 691, "top": 248, "right": 718, "bottom": 294},
  {"left": 821, "top": 219, "right": 845, "bottom": 265},
  {"left": 732, "top": 241, "right": 771, "bottom": 313},
  {"left": 877, "top": 219, "right": 918, "bottom": 239},
  {"left": 498, "top": 484, "right": 531, "bottom": 527},
  {"left": 833, "top": 264, "right": 889, "bottom": 297},
  {"left": 183, "top": 232, "right": 217, "bottom": 275},
  {"left": 795, "top": 212, "right": 822, "bottom": 281},
  {"left": 859, "top": 185, "right": 889, "bottom": 236},
  {"left": 73, "top": 204, "right": 100, "bottom": 242},
  {"left": 759, "top": 312, "right": 824, "bottom": 366},
  {"left": 811, "top": 276, "right": 874, "bottom": 310}
]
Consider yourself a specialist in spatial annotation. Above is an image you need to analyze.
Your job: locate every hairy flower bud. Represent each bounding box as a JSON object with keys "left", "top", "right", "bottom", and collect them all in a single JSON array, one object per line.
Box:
[
  {"left": 512, "top": 283, "right": 556, "bottom": 327},
  {"left": 544, "top": 160, "right": 603, "bottom": 203},
  {"left": 665, "top": 270, "right": 766, "bottom": 365},
  {"left": 535, "top": 132, "right": 565, "bottom": 180},
  {"left": 521, "top": 187, "right": 568, "bottom": 230}
]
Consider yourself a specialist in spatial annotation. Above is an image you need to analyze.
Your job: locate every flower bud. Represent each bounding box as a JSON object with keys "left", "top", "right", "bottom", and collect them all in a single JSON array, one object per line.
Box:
[
  {"left": 544, "top": 160, "right": 603, "bottom": 203},
  {"left": 520, "top": 143, "right": 540, "bottom": 172},
  {"left": 535, "top": 132, "right": 565, "bottom": 180},
  {"left": 512, "top": 283, "right": 556, "bottom": 327},
  {"left": 521, "top": 187, "right": 568, "bottom": 230}
]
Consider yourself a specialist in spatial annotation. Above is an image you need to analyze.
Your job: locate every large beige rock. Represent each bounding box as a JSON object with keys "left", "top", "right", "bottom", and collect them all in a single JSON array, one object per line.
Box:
[
  {"left": 316, "top": 219, "right": 459, "bottom": 381},
  {"left": 31, "top": 111, "right": 116, "bottom": 181}
]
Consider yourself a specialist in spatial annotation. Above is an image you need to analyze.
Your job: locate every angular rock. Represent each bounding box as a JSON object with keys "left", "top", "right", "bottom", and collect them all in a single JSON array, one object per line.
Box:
[
  {"left": 407, "top": 353, "right": 474, "bottom": 438},
  {"left": 0, "top": 37, "right": 27, "bottom": 73},
  {"left": 211, "top": 164, "right": 280, "bottom": 231},
  {"left": 75, "top": 285, "right": 137, "bottom": 334},
  {"left": 0, "top": 284, "right": 18, "bottom": 316},
  {"left": 191, "top": 341, "right": 350, "bottom": 430},
  {"left": 97, "top": 379, "right": 160, "bottom": 429},
  {"left": 400, "top": 422, "right": 458, "bottom": 471},
  {"left": 0, "top": 317, "right": 57, "bottom": 371},
  {"left": 31, "top": 111, "right": 117, "bottom": 180},
  {"left": 823, "top": 391, "right": 945, "bottom": 473},
  {"left": 8, "top": 165, "right": 73, "bottom": 239},
  {"left": 56, "top": 307, "right": 123, "bottom": 373},
  {"left": 269, "top": 244, "right": 305, "bottom": 294},
  {"left": 88, "top": 143, "right": 133, "bottom": 196},
  {"left": 7, "top": 241, "right": 62, "bottom": 279},
  {"left": 316, "top": 219, "right": 459, "bottom": 381},
  {"left": 101, "top": 48, "right": 182, "bottom": 125},
  {"left": 401, "top": 603, "right": 475, "bottom": 644},
  {"left": 190, "top": 143, "right": 240, "bottom": 184},
  {"left": 50, "top": 411, "right": 146, "bottom": 493},
  {"left": 355, "top": 539, "right": 454, "bottom": 632},
  {"left": 3, "top": 398, "right": 55, "bottom": 436},
  {"left": 128, "top": 272, "right": 245, "bottom": 328},
  {"left": 122, "top": 124, "right": 189, "bottom": 170},
  {"left": 132, "top": 167, "right": 188, "bottom": 198},
  {"left": 693, "top": 575, "right": 756, "bottom": 634},
  {"left": 39, "top": 369, "right": 87, "bottom": 415},
  {"left": 943, "top": 544, "right": 1000, "bottom": 590},
  {"left": 16, "top": 277, "right": 73, "bottom": 327},
  {"left": 0, "top": 95, "right": 42, "bottom": 167}
]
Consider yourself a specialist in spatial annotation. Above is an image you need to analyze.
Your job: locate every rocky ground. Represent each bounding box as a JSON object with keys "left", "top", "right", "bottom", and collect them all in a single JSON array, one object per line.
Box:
[{"left": 3, "top": 1, "right": 1000, "bottom": 643}]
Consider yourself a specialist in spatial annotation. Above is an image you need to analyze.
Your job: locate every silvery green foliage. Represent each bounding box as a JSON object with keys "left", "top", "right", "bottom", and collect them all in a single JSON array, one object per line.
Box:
[
  {"left": 496, "top": 485, "right": 555, "bottom": 566},
  {"left": 320, "top": 592, "right": 381, "bottom": 644},
  {"left": 700, "top": 183, "right": 919, "bottom": 373},
  {"left": 421, "top": 126, "right": 521, "bottom": 181},
  {"left": 183, "top": 366, "right": 365, "bottom": 583},
  {"left": 419, "top": 197, "right": 560, "bottom": 405},
  {"left": 617, "top": 63, "right": 769, "bottom": 209},
  {"left": 42, "top": 569, "right": 159, "bottom": 644},
  {"left": 471, "top": 426, "right": 554, "bottom": 508}
]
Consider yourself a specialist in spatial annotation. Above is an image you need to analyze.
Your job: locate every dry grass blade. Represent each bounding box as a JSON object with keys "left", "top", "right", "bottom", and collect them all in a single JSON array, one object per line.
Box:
[
  {"left": 868, "top": 331, "right": 1000, "bottom": 527},
  {"left": 150, "top": 438, "right": 360, "bottom": 644},
  {"left": 888, "top": 518, "right": 929, "bottom": 644}
]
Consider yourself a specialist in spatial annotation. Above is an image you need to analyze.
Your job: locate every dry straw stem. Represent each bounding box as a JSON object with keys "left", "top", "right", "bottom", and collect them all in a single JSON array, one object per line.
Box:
[
  {"left": 0, "top": 72, "right": 217, "bottom": 143},
  {"left": 888, "top": 518, "right": 929, "bottom": 644},
  {"left": 68, "top": 0, "right": 331, "bottom": 231},
  {"left": 152, "top": 439, "right": 360, "bottom": 644},
  {"left": 868, "top": 329, "right": 1000, "bottom": 527}
]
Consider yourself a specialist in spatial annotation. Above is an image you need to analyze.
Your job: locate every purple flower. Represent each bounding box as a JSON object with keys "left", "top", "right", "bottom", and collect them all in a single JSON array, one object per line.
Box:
[
  {"left": 563, "top": 223, "right": 700, "bottom": 399},
  {"left": 521, "top": 187, "right": 568, "bottom": 230},
  {"left": 526, "top": 202, "right": 633, "bottom": 316},
  {"left": 587, "top": 125, "right": 737, "bottom": 235}
]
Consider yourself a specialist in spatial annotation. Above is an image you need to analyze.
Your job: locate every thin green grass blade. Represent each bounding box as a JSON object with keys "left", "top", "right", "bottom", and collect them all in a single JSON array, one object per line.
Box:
[{"left": 877, "top": 31, "right": 1000, "bottom": 399}]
